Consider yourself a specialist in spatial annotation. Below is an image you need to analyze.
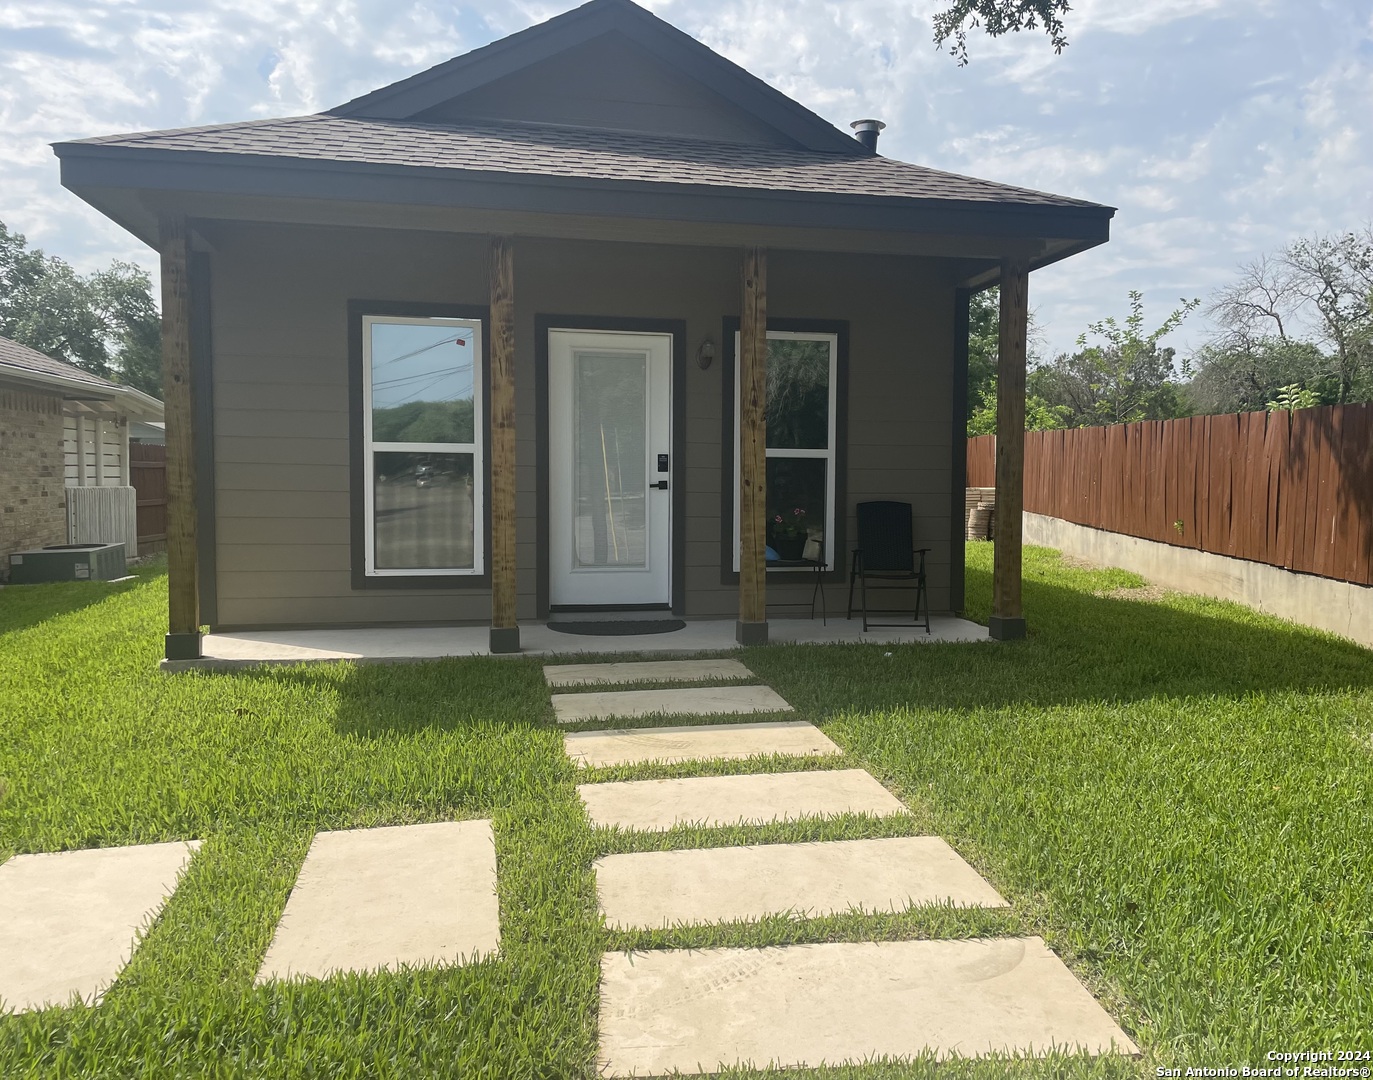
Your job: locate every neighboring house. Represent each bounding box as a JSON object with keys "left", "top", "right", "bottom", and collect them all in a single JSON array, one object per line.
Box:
[
  {"left": 53, "top": 0, "right": 1112, "bottom": 660},
  {"left": 0, "top": 335, "right": 165, "bottom": 575}
]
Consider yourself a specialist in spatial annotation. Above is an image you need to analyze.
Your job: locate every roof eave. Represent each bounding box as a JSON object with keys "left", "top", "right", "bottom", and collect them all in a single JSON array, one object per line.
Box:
[
  {"left": 0, "top": 360, "right": 164, "bottom": 417},
  {"left": 55, "top": 142, "right": 1115, "bottom": 248}
]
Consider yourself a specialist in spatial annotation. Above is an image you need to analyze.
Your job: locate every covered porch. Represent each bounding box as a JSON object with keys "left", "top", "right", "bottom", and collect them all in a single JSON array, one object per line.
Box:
[{"left": 164, "top": 612, "right": 988, "bottom": 670}]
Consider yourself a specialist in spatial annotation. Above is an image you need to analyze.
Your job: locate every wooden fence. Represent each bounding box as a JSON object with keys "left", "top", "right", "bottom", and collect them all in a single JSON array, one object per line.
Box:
[
  {"left": 966, "top": 403, "right": 1373, "bottom": 587},
  {"left": 129, "top": 442, "right": 168, "bottom": 551}
]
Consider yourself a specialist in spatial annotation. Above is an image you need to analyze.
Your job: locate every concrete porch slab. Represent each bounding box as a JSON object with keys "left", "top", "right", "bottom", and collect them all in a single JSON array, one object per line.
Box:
[
  {"left": 595, "top": 837, "right": 1008, "bottom": 929},
  {"left": 256, "top": 820, "right": 498, "bottom": 982},
  {"left": 565, "top": 720, "right": 840, "bottom": 768},
  {"left": 171, "top": 616, "right": 988, "bottom": 670},
  {"left": 598, "top": 937, "right": 1139, "bottom": 1075},
  {"left": 579, "top": 769, "right": 907, "bottom": 831},
  {"left": 544, "top": 659, "right": 754, "bottom": 687},
  {"left": 552, "top": 685, "right": 793, "bottom": 724},
  {"left": 0, "top": 840, "right": 200, "bottom": 1012}
]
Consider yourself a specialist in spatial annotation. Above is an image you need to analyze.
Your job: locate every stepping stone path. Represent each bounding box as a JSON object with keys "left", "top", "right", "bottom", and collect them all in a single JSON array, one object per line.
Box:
[
  {"left": 257, "top": 820, "right": 498, "bottom": 983},
  {"left": 0, "top": 839, "right": 199, "bottom": 1013},
  {"left": 552, "top": 656, "right": 1138, "bottom": 1074},
  {"left": 580, "top": 769, "right": 906, "bottom": 831},
  {"left": 599, "top": 938, "right": 1139, "bottom": 1074},
  {"left": 552, "top": 684, "right": 792, "bottom": 724},
  {"left": 545, "top": 658, "right": 753, "bottom": 687},
  {"left": 595, "top": 837, "right": 1008, "bottom": 929},
  {"left": 565, "top": 719, "right": 839, "bottom": 768}
]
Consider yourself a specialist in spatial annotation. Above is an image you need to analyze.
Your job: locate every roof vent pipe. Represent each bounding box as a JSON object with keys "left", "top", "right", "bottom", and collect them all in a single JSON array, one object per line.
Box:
[{"left": 850, "top": 118, "right": 885, "bottom": 152}]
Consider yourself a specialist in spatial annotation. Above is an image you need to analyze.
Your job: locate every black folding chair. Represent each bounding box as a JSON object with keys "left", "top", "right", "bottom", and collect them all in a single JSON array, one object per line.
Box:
[{"left": 846, "top": 501, "right": 930, "bottom": 633}]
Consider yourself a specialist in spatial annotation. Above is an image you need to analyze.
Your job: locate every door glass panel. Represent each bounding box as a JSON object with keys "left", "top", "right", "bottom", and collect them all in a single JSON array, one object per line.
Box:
[
  {"left": 372, "top": 451, "right": 475, "bottom": 570},
  {"left": 764, "top": 338, "right": 830, "bottom": 449},
  {"left": 766, "top": 457, "right": 827, "bottom": 552},
  {"left": 370, "top": 322, "right": 476, "bottom": 443},
  {"left": 573, "top": 350, "right": 648, "bottom": 569}
]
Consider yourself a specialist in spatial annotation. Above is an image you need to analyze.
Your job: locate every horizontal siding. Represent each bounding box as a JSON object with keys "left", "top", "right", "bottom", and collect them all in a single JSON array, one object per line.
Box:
[
  {"left": 217, "top": 544, "right": 351, "bottom": 572},
  {"left": 63, "top": 415, "right": 125, "bottom": 486},
  {"left": 217, "top": 490, "right": 350, "bottom": 518},
  {"left": 215, "top": 381, "right": 349, "bottom": 413},
  {"left": 215, "top": 436, "right": 348, "bottom": 466},
  {"left": 218, "top": 516, "right": 349, "bottom": 546},
  {"left": 217, "top": 463, "right": 349, "bottom": 492},
  {"left": 217, "top": 408, "right": 345, "bottom": 441},
  {"left": 208, "top": 225, "right": 960, "bottom": 627}
]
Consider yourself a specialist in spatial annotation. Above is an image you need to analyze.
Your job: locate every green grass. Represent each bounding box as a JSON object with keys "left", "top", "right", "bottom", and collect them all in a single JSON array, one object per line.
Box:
[{"left": 1, "top": 547, "right": 1371, "bottom": 1077}]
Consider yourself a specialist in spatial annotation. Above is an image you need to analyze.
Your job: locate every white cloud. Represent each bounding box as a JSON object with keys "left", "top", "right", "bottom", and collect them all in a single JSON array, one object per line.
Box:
[{"left": 0, "top": 0, "right": 1369, "bottom": 367}]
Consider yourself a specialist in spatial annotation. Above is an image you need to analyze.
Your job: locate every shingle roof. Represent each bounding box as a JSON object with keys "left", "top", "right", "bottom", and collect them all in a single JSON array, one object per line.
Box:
[
  {"left": 69, "top": 114, "right": 1105, "bottom": 210},
  {"left": 0, "top": 335, "right": 163, "bottom": 415},
  {"left": 0, "top": 335, "right": 123, "bottom": 392}
]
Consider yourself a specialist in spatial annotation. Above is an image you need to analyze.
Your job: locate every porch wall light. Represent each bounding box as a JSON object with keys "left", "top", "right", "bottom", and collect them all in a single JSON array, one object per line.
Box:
[{"left": 696, "top": 338, "right": 715, "bottom": 370}]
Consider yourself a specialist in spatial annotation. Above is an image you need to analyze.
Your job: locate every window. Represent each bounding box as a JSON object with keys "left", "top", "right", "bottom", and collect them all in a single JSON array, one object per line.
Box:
[
  {"left": 733, "top": 331, "right": 839, "bottom": 572},
  {"left": 362, "top": 315, "right": 484, "bottom": 576}
]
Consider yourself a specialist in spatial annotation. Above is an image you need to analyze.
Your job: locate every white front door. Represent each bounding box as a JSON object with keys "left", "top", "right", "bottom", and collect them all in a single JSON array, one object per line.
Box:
[{"left": 548, "top": 329, "right": 673, "bottom": 607}]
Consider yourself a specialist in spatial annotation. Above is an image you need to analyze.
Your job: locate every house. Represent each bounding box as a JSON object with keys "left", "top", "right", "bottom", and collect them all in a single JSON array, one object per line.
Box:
[
  {"left": 53, "top": 0, "right": 1112, "bottom": 660},
  {"left": 0, "top": 335, "right": 164, "bottom": 575}
]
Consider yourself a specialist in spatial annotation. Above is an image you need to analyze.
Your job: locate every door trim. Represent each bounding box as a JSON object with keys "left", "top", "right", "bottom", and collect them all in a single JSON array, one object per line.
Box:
[{"left": 536, "top": 315, "right": 687, "bottom": 618}]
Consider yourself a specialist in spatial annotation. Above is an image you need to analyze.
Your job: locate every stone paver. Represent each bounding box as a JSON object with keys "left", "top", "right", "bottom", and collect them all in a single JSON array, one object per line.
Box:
[
  {"left": 544, "top": 659, "right": 754, "bottom": 687},
  {"left": 553, "top": 684, "right": 793, "bottom": 724},
  {"left": 565, "top": 720, "right": 839, "bottom": 768},
  {"left": 579, "top": 769, "right": 907, "bottom": 831},
  {"left": 0, "top": 840, "right": 200, "bottom": 1012},
  {"left": 598, "top": 937, "right": 1138, "bottom": 1075},
  {"left": 257, "top": 820, "right": 498, "bottom": 982},
  {"left": 595, "top": 837, "right": 1007, "bottom": 928}
]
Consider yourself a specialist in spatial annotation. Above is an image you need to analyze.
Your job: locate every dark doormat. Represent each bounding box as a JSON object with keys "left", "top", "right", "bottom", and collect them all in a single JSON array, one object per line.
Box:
[{"left": 547, "top": 619, "right": 687, "bottom": 636}]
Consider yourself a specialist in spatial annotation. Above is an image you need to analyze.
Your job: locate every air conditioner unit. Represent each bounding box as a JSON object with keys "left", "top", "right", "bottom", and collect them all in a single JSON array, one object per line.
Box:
[{"left": 7, "top": 543, "right": 127, "bottom": 584}]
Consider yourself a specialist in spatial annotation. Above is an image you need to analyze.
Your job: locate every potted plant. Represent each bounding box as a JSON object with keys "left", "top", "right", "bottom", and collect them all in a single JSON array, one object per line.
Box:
[{"left": 768, "top": 507, "right": 811, "bottom": 561}]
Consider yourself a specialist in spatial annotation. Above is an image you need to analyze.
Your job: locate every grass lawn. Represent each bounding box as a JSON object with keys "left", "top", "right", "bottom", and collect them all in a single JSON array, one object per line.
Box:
[{"left": 1, "top": 545, "right": 1370, "bottom": 1077}]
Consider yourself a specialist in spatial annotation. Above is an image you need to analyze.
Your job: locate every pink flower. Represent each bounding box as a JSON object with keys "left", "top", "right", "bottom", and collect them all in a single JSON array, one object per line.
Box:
[{"left": 773, "top": 514, "right": 783, "bottom": 523}]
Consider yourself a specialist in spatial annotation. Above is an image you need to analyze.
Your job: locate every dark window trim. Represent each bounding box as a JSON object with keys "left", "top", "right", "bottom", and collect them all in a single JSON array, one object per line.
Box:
[
  {"left": 348, "top": 299, "right": 492, "bottom": 590},
  {"left": 950, "top": 288, "right": 971, "bottom": 613},
  {"left": 719, "top": 316, "right": 849, "bottom": 587},
  {"left": 191, "top": 248, "right": 218, "bottom": 627},
  {"left": 535, "top": 314, "right": 688, "bottom": 618}
]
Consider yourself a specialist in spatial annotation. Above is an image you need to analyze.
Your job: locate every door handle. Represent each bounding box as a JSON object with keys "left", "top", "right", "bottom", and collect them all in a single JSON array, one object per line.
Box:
[{"left": 652, "top": 480, "right": 669, "bottom": 490}]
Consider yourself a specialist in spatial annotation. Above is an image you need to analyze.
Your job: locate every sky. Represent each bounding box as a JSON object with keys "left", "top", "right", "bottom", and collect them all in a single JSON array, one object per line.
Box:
[{"left": 1, "top": 0, "right": 1371, "bottom": 361}]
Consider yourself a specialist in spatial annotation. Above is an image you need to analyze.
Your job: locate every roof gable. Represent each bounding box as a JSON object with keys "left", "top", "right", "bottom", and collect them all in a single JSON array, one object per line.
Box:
[{"left": 330, "top": 0, "right": 866, "bottom": 156}]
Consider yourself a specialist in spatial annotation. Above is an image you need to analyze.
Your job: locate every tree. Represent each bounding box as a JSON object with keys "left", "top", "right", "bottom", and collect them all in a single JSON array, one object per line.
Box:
[
  {"left": 1182, "top": 337, "right": 1334, "bottom": 415},
  {"left": 1282, "top": 230, "right": 1373, "bottom": 403},
  {"left": 966, "top": 386, "right": 1069, "bottom": 435},
  {"left": 1195, "top": 230, "right": 1373, "bottom": 409},
  {"left": 965, "top": 287, "right": 1000, "bottom": 428},
  {"left": 1028, "top": 291, "right": 1199, "bottom": 427},
  {"left": 0, "top": 220, "right": 162, "bottom": 397},
  {"left": 932, "top": 0, "right": 1069, "bottom": 65},
  {"left": 964, "top": 287, "right": 1055, "bottom": 434}
]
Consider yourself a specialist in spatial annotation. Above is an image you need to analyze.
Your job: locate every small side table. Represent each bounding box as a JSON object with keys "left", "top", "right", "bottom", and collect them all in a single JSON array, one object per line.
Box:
[{"left": 766, "top": 558, "right": 828, "bottom": 624}]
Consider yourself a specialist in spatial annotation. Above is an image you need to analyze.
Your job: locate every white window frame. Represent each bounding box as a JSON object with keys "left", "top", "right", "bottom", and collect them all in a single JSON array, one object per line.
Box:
[
  {"left": 733, "top": 330, "right": 839, "bottom": 573},
  {"left": 362, "top": 314, "right": 484, "bottom": 577}
]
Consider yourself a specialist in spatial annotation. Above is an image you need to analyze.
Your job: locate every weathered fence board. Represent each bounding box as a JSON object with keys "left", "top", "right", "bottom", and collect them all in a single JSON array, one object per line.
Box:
[
  {"left": 966, "top": 402, "right": 1373, "bottom": 587},
  {"left": 129, "top": 442, "right": 168, "bottom": 549}
]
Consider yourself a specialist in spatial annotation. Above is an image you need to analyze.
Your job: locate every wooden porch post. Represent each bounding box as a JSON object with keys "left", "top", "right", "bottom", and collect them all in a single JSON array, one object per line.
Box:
[
  {"left": 159, "top": 213, "right": 201, "bottom": 660},
  {"left": 488, "top": 236, "right": 520, "bottom": 653},
  {"left": 737, "top": 246, "right": 768, "bottom": 645},
  {"left": 990, "top": 257, "right": 1029, "bottom": 640}
]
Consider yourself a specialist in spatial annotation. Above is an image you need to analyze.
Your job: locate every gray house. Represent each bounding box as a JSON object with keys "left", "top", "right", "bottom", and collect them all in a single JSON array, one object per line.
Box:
[{"left": 54, "top": 0, "right": 1111, "bottom": 660}]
